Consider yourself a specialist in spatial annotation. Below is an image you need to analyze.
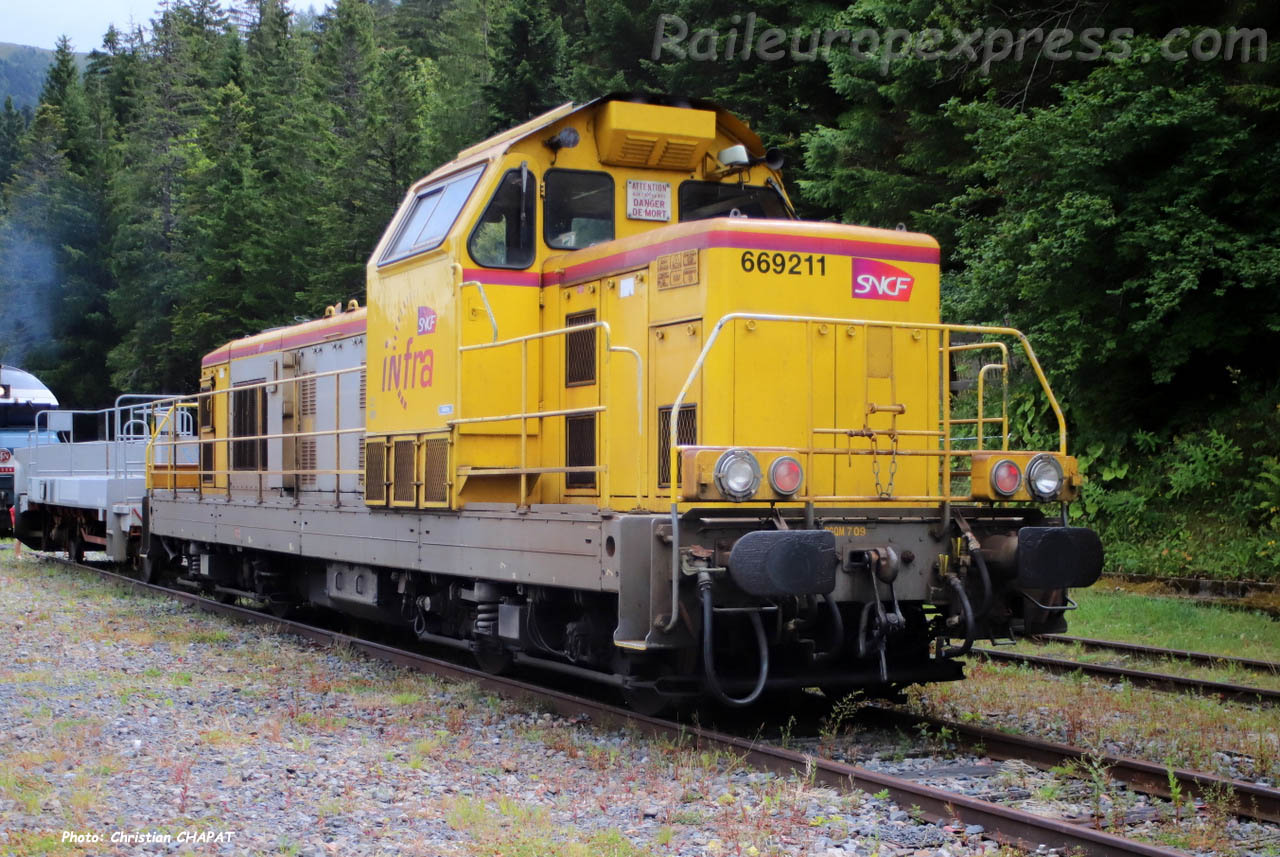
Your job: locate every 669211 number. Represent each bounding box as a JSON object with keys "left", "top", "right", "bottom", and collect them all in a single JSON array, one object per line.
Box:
[{"left": 740, "top": 250, "right": 827, "bottom": 276}]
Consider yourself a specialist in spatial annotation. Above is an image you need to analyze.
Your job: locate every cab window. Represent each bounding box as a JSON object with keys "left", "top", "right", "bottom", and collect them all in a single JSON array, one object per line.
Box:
[
  {"left": 545, "top": 170, "right": 614, "bottom": 250},
  {"left": 678, "top": 181, "right": 791, "bottom": 221},
  {"left": 468, "top": 166, "right": 537, "bottom": 269},
  {"left": 380, "top": 164, "right": 484, "bottom": 265}
]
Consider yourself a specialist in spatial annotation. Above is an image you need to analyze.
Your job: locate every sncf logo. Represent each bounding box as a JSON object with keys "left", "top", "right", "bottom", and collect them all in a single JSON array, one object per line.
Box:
[
  {"left": 417, "top": 306, "right": 438, "bottom": 334},
  {"left": 852, "top": 259, "right": 914, "bottom": 302}
]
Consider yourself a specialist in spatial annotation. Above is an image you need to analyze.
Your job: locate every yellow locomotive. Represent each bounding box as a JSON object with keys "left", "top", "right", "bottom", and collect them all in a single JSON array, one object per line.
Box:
[{"left": 39, "top": 95, "right": 1103, "bottom": 708}]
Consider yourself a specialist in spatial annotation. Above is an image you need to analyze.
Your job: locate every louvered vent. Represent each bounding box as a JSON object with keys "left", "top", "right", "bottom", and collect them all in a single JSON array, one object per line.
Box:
[
  {"left": 657, "top": 405, "right": 697, "bottom": 488},
  {"left": 357, "top": 437, "right": 366, "bottom": 489},
  {"left": 565, "top": 310, "right": 596, "bottom": 387},
  {"left": 619, "top": 135, "right": 657, "bottom": 164},
  {"left": 299, "top": 374, "right": 317, "bottom": 416},
  {"left": 298, "top": 438, "right": 317, "bottom": 488},
  {"left": 358, "top": 370, "right": 366, "bottom": 411},
  {"left": 656, "top": 140, "right": 698, "bottom": 169},
  {"left": 423, "top": 438, "right": 449, "bottom": 503},
  {"left": 565, "top": 414, "right": 596, "bottom": 489},
  {"left": 365, "top": 440, "right": 386, "bottom": 504},
  {"left": 393, "top": 440, "right": 416, "bottom": 504}
]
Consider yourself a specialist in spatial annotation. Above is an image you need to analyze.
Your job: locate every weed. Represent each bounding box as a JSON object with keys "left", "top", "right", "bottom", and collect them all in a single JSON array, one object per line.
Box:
[
  {"left": 1062, "top": 754, "right": 1111, "bottom": 829},
  {"left": 1164, "top": 759, "right": 1185, "bottom": 823}
]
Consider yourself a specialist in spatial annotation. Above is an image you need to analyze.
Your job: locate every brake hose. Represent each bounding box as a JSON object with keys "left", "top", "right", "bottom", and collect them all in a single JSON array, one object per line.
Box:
[{"left": 698, "top": 574, "right": 769, "bottom": 707}]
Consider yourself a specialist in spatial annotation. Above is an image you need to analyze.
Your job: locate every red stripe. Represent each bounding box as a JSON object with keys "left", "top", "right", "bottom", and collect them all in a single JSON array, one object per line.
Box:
[
  {"left": 548, "top": 229, "right": 939, "bottom": 286},
  {"left": 202, "top": 317, "right": 367, "bottom": 367}
]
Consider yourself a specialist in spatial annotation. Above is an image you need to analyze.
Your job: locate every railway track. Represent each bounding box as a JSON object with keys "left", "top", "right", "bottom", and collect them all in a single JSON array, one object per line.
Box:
[
  {"left": 1102, "top": 573, "right": 1277, "bottom": 597},
  {"left": 971, "top": 648, "right": 1280, "bottom": 705},
  {"left": 855, "top": 706, "right": 1280, "bottom": 825},
  {"left": 1100, "top": 574, "right": 1280, "bottom": 620},
  {"left": 1034, "top": 634, "right": 1280, "bottom": 674},
  {"left": 33, "top": 555, "right": 1237, "bottom": 857}
]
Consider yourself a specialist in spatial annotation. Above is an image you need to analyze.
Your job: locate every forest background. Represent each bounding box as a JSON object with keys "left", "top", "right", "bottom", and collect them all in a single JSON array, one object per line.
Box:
[{"left": 0, "top": 0, "right": 1277, "bottom": 579}]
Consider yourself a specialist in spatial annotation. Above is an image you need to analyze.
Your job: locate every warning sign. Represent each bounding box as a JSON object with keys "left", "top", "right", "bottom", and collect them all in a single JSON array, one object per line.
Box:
[{"left": 626, "top": 180, "right": 671, "bottom": 222}]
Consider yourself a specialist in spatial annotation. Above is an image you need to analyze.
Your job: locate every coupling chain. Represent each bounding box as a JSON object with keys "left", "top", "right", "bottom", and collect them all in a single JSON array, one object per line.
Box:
[{"left": 870, "top": 432, "right": 900, "bottom": 499}]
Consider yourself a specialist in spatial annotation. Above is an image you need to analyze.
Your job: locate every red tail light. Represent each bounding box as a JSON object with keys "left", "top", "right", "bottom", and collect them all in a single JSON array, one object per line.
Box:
[
  {"left": 769, "top": 456, "right": 803, "bottom": 496},
  {"left": 991, "top": 459, "right": 1022, "bottom": 497}
]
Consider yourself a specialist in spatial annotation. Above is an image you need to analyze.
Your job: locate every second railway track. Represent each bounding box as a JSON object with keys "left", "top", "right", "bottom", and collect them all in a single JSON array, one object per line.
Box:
[{"left": 971, "top": 647, "right": 1280, "bottom": 705}]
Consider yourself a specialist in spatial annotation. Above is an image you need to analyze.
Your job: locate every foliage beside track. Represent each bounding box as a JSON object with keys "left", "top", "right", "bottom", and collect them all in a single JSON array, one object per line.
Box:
[{"left": 0, "top": 0, "right": 1277, "bottom": 577}]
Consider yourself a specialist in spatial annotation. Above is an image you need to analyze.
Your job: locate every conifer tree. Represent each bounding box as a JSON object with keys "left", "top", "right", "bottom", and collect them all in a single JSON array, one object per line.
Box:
[
  {"left": 0, "top": 97, "right": 27, "bottom": 188},
  {"left": 484, "top": 0, "right": 567, "bottom": 130}
]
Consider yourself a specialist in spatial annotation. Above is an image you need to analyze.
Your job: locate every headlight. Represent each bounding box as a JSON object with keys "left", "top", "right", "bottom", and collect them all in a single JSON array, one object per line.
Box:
[
  {"left": 990, "top": 458, "right": 1022, "bottom": 497},
  {"left": 768, "top": 456, "right": 803, "bottom": 496},
  {"left": 713, "top": 448, "right": 762, "bottom": 502},
  {"left": 1026, "top": 454, "right": 1064, "bottom": 501}
]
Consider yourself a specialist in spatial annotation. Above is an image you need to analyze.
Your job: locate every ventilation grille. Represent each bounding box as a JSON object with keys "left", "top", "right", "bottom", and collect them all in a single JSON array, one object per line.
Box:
[
  {"left": 393, "top": 439, "right": 416, "bottom": 503},
  {"left": 365, "top": 440, "right": 386, "bottom": 503},
  {"left": 298, "top": 374, "right": 316, "bottom": 417},
  {"left": 423, "top": 438, "right": 449, "bottom": 503},
  {"left": 656, "top": 140, "right": 699, "bottom": 169},
  {"left": 565, "top": 414, "right": 596, "bottom": 489},
  {"left": 298, "top": 438, "right": 317, "bottom": 488},
  {"left": 619, "top": 134, "right": 657, "bottom": 164},
  {"left": 657, "top": 405, "right": 697, "bottom": 488},
  {"left": 565, "top": 309, "right": 596, "bottom": 387},
  {"left": 358, "top": 369, "right": 366, "bottom": 411}
]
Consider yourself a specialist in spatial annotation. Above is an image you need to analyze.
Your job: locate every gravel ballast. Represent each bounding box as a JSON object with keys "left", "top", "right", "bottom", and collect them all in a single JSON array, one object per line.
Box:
[{"left": 0, "top": 552, "right": 1002, "bottom": 857}]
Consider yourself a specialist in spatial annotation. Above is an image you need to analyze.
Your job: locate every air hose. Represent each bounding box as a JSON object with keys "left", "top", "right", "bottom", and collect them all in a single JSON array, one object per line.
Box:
[
  {"left": 940, "top": 573, "right": 976, "bottom": 658},
  {"left": 698, "top": 572, "right": 769, "bottom": 707},
  {"left": 971, "top": 548, "right": 994, "bottom": 618},
  {"left": 811, "top": 594, "right": 845, "bottom": 663}
]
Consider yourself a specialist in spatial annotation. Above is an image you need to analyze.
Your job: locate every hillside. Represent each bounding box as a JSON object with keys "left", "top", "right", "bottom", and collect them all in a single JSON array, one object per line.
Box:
[{"left": 0, "top": 42, "right": 87, "bottom": 109}]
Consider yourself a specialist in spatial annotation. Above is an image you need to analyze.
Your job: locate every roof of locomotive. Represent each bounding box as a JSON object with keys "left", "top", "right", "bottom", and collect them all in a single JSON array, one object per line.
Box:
[
  {"left": 201, "top": 306, "right": 367, "bottom": 368},
  {"left": 0, "top": 365, "right": 58, "bottom": 406},
  {"left": 420, "top": 94, "right": 769, "bottom": 186}
]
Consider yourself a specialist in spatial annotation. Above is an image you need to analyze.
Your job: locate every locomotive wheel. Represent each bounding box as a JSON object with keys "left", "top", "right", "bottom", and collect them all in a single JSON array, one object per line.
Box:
[
  {"left": 472, "top": 644, "right": 512, "bottom": 675},
  {"left": 621, "top": 684, "right": 674, "bottom": 717},
  {"left": 67, "top": 532, "right": 85, "bottom": 565},
  {"left": 267, "top": 599, "right": 295, "bottom": 619}
]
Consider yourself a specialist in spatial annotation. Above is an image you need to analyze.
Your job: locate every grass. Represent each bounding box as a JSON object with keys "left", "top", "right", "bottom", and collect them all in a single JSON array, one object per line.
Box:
[{"left": 1055, "top": 586, "right": 1280, "bottom": 662}]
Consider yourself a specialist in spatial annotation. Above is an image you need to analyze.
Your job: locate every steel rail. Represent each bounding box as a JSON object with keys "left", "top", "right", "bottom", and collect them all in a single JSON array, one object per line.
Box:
[
  {"left": 1034, "top": 634, "right": 1280, "bottom": 674},
  {"left": 1101, "top": 572, "right": 1277, "bottom": 596},
  {"left": 857, "top": 706, "right": 1280, "bottom": 824},
  {"left": 43, "top": 557, "right": 1187, "bottom": 857},
  {"left": 972, "top": 648, "right": 1280, "bottom": 705}
]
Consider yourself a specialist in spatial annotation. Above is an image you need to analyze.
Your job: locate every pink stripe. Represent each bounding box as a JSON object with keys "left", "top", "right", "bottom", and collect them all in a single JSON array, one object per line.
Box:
[
  {"left": 550, "top": 229, "right": 939, "bottom": 286},
  {"left": 460, "top": 268, "right": 543, "bottom": 287},
  {"left": 202, "top": 317, "right": 367, "bottom": 367}
]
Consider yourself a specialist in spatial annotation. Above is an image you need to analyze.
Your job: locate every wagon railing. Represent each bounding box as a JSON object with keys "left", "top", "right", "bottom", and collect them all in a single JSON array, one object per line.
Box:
[{"left": 145, "top": 364, "right": 367, "bottom": 504}]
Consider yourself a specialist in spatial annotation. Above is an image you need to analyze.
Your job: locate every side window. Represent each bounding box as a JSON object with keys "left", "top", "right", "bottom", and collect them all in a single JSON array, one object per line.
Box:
[
  {"left": 677, "top": 180, "right": 791, "bottom": 221},
  {"left": 545, "top": 170, "right": 614, "bottom": 250},
  {"left": 380, "top": 165, "right": 484, "bottom": 265},
  {"left": 468, "top": 165, "right": 537, "bottom": 269}
]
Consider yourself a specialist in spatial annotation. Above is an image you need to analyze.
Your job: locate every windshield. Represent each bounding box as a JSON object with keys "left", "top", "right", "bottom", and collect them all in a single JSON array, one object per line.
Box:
[
  {"left": 678, "top": 181, "right": 791, "bottom": 222},
  {"left": 380, "top": 165, "right": 485, "bottom": 265}
]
